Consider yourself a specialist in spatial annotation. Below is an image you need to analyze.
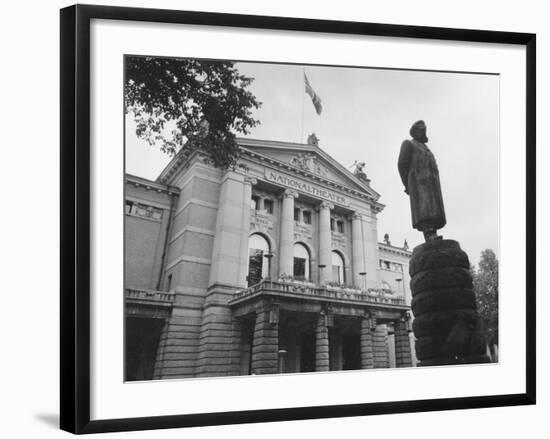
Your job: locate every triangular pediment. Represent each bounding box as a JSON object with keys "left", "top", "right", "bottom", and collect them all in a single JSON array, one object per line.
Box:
[{"left": 237, "top": 138, "right": 380, "bottom": 200}]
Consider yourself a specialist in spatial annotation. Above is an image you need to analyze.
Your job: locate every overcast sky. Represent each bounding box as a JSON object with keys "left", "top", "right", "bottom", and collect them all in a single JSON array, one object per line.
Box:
[{"left": 126, "top": 61, "right": 499, "bottom": 266}]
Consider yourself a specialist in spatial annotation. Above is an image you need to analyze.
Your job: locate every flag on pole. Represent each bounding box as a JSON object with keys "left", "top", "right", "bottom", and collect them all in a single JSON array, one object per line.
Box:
[{"left": 304, "top": 73, "right": 322, "bottom": 115}]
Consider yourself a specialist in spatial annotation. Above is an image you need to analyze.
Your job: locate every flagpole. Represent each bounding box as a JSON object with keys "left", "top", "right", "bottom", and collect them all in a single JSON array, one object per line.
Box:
[{"left": 303, "top": 69, "right": 323, "bottom": 143}]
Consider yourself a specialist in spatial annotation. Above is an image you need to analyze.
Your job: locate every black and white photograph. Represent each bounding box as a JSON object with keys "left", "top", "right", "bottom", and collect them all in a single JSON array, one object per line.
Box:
[
  {"left": 0, "top": 0, "right": 543, "bottom": 436},
  {"left": 124, "top": 56, "right": 499, "bottom": 381}
]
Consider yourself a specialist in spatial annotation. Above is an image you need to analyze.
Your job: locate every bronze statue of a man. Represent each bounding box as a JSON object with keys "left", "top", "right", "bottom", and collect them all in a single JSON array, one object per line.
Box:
[{"left": 398, "top": 120, "right": 446, "bottom": 241}]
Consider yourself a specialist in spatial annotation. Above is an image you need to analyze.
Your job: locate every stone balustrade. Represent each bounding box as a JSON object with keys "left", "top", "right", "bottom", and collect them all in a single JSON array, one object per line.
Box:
[
  {"left": 231, "top": 279, "right": 406, "bottom": 307},
  {"left": 125, "top": 288, "right": 175, "bottom": 305}
]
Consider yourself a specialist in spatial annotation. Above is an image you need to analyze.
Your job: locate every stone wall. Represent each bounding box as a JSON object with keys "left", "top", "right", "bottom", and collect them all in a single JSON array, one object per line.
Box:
[{"left": 124, "top": 181, "right": 173, "bottom": 290}]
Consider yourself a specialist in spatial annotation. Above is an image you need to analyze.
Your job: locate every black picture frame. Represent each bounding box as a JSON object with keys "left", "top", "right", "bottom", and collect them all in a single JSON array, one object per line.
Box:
[{"left": 60, "top": 4, "right": 536, "bottom": 434}]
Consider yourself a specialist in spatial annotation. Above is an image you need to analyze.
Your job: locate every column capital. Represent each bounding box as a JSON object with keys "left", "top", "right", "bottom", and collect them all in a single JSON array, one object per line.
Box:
[
  {"left": 317, "top": 309, "right": 327, "bottom": 327},
  {"left": 244, "top": 176, "right": 258, "bottom": 186},
  {"left": 320, "top": 201, "right": 334, "bottom": 210},
  {"left": 283, "top": 189, "right": 299, "bottom": 199},
  {"left": 363, "top": 311, "right": 378, "bottom": 331},
  {"left": 352, "top": 212, "right": 363, "bottom": 221},
  {"left": 399, "top": 311, "right": 413, "bottom": 332}
]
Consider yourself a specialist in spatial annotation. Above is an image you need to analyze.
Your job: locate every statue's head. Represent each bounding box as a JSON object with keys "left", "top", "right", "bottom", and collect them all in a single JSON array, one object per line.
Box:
[{"left": 410, "top": 120, "right": 428, "bottom": 143}]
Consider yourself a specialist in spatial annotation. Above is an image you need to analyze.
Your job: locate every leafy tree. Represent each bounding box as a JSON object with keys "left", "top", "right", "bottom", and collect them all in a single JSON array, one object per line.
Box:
[
  {"left": 472, "top": 249, "right": 499, "bottom": 347},
  {"left": 125, "top": 56, "right": 261, "bottom": 169}
]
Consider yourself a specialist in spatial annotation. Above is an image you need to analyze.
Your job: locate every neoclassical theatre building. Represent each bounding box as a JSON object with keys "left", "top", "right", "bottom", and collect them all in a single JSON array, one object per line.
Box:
[{"left": 125, "top": 137, "right": 414, "bottom": 381}]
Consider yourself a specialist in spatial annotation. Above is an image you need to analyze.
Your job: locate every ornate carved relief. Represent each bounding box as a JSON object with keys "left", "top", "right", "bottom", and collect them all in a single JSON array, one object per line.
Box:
[
  {"left": 331, "top": 234, "right": 346, "bottom": 250},
  {"left": 294, "top": 224, "right": 313, "bottom": 242},
  {"left": 290, "top": 153, "right": 329, "bottom": 178},
  {"left": 251, "top": 188, "right": 276, "bottom": 233},
  {"left": 250, "top": 214, "right": 274, "bottom": 233}
]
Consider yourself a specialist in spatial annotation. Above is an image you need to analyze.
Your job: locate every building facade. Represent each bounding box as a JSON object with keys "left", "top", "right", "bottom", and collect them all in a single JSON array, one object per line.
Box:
[{"left": 125, "top": 138, "right": 414, "bottom": 380}]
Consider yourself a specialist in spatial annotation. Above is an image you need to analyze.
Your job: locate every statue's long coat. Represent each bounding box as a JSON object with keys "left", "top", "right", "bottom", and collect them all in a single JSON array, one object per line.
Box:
[{"left": 398, "top": 139, "right": 446, "bottom": 230}]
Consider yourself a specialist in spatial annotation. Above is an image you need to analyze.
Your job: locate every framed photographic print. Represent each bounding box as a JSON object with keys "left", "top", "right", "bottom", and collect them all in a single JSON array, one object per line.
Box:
[{"left": 60, "top": 4, "right": 536, "bottom": 434}]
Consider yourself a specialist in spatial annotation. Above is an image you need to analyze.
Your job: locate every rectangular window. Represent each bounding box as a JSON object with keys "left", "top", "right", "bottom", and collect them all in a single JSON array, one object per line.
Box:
[
  {"left": 264, "top": 199, "right": 273, "bottom": 214},
  {"left": 337, "top": 220, "right": 344, "bottom": 233},
  {"left": 151, "top": 209, "right": 163, "bottom": 220},
  {"left": 166, "top": 274, "right": 172, "bottom": 292},
  {"left": 332, "top": 265, "right": 341, "bottom": 283},
  {"left": 294, "top": 208, "right": 300, "bottom": 222},
  {"left": 136, "top": 204, "right": 148, "bottom": 216},
  {"left": 293, "top": 257, "right": 306, "bottom": 280},
  {"left": 125, "top": 200, "right": 134, "bottom": 214},
  {"left": 330, "top": 218, "right": 335, "bottom": 231},
  {"left": 248, "top": 250, "right": 264, "bottom": 287},
  {"left": 303, "top": 210, "right": 311, "bottom": 224},
  {"left": 251, "top": 195, "right": 259, "bottom": 210}
]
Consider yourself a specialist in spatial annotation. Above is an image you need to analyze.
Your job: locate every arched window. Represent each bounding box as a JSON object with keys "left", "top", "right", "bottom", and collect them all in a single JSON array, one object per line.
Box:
[
  {"left": 293, "top": 243, "right": 310, "bottom": 281},
  {"left": 247, "top": 234, "right": 271, "bottom": 286},
  {"left": 331, "top": 251, "right": 345, "bottom": 284}
]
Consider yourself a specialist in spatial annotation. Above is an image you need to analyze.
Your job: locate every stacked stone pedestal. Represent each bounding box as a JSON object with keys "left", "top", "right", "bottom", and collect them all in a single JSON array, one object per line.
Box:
[
  {"left": 410, "top": 239, "right": 490, "bottom": 366},
  {"left": 315, "top": 312, "right": 330, "bottom": 372}
]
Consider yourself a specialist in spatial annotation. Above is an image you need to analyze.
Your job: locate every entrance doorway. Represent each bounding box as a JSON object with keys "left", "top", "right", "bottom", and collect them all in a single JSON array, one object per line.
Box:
[
  {"left": 300, "top": 331, "right": 316, "bottom": 372},
  {"left": 342, "top": 334, "right": 361, "bottom": 370},
  {"left": 125, "top": 317, "right": 164, "bottom": 381}
]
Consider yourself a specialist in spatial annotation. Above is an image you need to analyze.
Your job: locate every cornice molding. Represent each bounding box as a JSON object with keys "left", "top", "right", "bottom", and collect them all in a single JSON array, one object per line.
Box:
[
  {"left": 240, "top": 147, "right": 385, "bottom": 212},
  {"left": 378, "top": 242, "right": 412, "bottom": 258},
  {"left": 125, "top": 174, "right": 179, "bottom": 195},
  {"left": 150, "top": 138, "right": 386, "bottom": 213},
  {"left": 238, "top": 139, "right": 379, "bottom": 196}
]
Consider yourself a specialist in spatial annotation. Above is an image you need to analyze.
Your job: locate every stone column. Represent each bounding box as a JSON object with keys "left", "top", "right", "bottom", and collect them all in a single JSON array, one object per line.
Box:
[
  {"left": 394, "top": 318, "right": 413, "bottom": 368},
  {"left": 373, "top": 324, "right": 389, "bottom": 368},
  {"left": 351, "top": 213, "right": 366, "bottom": 288},
  {"left": 318, "top": 202, "right": 333, "bottom": 284},
  {"left": 315, "top": 311, "right": 330, "bottom": 371},
  {"left": 360, "top": 315, "right": 374, "bottom": 369},
  {"left": 238, "top": 177, "right": 256, "bottom": 286},
  {"left": 250, "top": 305, "right": 279, "bottom": 375},
  {"left": 209, "top": 171, "right": 251, "bottom": 288},
  {"left": 279, "top": 189, "right": 298, "bottom": 278},
  {"left": 198, "top": 173, "right": 254, "bottom": 377}
]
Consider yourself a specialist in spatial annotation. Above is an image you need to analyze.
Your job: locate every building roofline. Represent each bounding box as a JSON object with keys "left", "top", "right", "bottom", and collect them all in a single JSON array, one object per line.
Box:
[
  {"left": 125, "top": 173, "right": 179, "bottom": 194},
  {"left": 155, "top": 137, "right": 382, "bottom": 199},
  {"left": 378, "top": 242, "right": 412, "bottom": 257},
  {"left": 238, "top": 137, "right": 381, "bottom": 198},
  {"left": 237, "top": 137, "right": 311, "bottom": 149},
  {"left": 240, "top": 147, "right": 385, "bottom": 211}
]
